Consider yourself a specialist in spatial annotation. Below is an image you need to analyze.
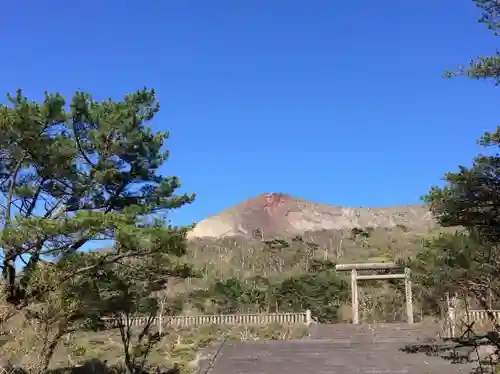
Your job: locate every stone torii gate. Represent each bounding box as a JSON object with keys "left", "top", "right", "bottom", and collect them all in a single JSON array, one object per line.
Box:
[{"left": 336, "top": 262, "right": 413, "bottom": 324}]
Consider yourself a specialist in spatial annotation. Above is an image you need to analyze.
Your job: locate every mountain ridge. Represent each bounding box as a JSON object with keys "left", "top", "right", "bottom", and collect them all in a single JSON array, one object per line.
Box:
[{"left": 187, "top": 193, "right": 435, "bottom": 239}]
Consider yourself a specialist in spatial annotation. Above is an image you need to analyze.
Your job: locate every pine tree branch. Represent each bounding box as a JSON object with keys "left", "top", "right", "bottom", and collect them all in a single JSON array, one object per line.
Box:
[{"left": 24, "top": 179, "right": 46, "bottom": 218}]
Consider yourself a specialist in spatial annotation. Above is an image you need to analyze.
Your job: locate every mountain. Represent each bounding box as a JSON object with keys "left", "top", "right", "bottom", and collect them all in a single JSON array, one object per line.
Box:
[{"left": 187, "top": 193, "right": 436, "bottom": 239}]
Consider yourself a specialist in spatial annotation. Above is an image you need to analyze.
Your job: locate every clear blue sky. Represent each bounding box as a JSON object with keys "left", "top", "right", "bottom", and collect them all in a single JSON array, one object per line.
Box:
[{"left": 2, "top": 0, "right": 497, "bottom": 226}]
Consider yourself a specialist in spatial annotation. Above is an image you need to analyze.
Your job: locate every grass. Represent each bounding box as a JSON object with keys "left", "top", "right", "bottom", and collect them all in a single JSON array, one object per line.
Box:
[{"left": 1, "top": 324, "right": 309, "bottom": 374}]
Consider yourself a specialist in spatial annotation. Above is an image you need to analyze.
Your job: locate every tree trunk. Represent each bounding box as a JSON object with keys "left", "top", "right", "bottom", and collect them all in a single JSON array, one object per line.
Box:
[
  {"left": 41, "top": 332, "right": 65, "bottom": 373},
  {"left": 2, "top": 250, "right": 17, "bottom": 303},
  {"left": 121, "top": 338, "right": 134, "bottom": 374}
]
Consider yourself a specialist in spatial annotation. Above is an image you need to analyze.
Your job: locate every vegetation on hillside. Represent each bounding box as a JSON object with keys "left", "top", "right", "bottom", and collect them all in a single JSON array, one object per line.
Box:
[
  {"left": 188, "top": 256, "right": 349, "bottom": 322},
  {"left": 181, "top": 229, "right": 439, "bottom": 321}
]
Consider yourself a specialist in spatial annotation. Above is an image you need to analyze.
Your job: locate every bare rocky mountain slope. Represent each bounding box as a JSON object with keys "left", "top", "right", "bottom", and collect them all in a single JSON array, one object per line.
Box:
[{"left": 187, "top": 193, "right": 436, "bottom": 239}]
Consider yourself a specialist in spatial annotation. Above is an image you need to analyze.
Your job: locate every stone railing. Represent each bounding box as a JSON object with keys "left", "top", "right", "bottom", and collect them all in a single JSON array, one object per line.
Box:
[
  {"left": 102, "top": 310, "right": 312, "bottom": 328},
  {"left": 467, "top": 309, "right": 500, "bottom": 322}
]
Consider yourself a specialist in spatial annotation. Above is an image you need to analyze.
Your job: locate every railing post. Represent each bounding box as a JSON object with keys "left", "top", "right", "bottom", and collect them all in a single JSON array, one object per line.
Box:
[
  {"left": 306, "top": 309, "right": 312, "bottom": 325},
  {"left": 351, "top": 269, "right": 359, "bottom": 324},
  {"left": 404, "top": 267, "right": 414, "bottom": 324},
  {"left": 445, "top": 292, "right": 456, "bottom": 338}
]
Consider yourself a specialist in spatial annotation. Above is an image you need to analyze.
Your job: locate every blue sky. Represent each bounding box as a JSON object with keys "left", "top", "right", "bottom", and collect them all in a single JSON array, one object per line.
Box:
[{"left": 2, "top": 0, "right": 498, "bottom": 226}]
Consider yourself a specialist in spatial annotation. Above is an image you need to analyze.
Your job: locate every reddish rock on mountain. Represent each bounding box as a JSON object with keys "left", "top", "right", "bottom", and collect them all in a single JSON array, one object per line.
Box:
[{"left": 187, "top": 193, "right": 434, "bottom": 239}]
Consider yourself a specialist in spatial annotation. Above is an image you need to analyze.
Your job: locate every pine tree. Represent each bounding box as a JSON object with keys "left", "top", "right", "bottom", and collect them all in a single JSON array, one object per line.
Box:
[{"left": 0, "top": 88, "right": 195, "bottom": 307}]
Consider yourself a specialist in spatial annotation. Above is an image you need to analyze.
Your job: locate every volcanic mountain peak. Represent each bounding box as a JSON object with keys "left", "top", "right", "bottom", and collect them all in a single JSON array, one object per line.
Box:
[{"left": 186, "top": 193, "right": 435, "bottom": 239}]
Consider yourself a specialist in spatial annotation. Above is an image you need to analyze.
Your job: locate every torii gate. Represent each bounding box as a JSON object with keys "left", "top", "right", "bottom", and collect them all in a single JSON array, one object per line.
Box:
[{"left": 335, "top": 262, "right": 413, "bottom": 324}]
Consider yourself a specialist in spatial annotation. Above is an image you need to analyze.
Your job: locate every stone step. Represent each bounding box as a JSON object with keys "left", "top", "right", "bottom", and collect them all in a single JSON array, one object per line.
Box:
[
  {"left": 209, "top": 339, "right": 477, "bottom": 374},
  {"left": 310, "top": 323, "right": 442, "bottom": 341}
]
